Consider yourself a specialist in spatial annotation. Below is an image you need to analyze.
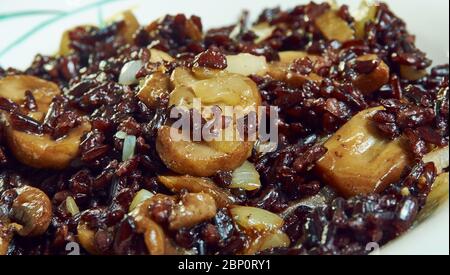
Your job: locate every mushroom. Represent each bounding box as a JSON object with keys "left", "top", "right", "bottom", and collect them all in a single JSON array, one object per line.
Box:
[
  {"left": 315, "top": 10, "right": 355, "bottom": 43},
  {"left": 157, "top": 126, "right": 253, "bottom": 177},
  {"left": 316, "top": 107, "right": 412, "bottom": 197},
  {"left": 128, "top": 194, "right": 178, "bottom": 255},
  {"left": 0, "top": 75, "right": 59, "bottom": 121},
  {"left": 10, "top": 186, "right": 52, "bottom": 237},
  {"left": 0, "top": 75, "right": 91, "bottom": 169},
  {"left": 0, "top": 219, "right": 14, "bottom": 255},
  {"left": 158, "top": 175, "right": 236, "bottom": 208},
  {"left": 354, "top": 1, "right": 379, "bottom": 39},
  {"left": 400, "top": 65, "right": 427, "bottom": 81},
  {"left": 225, "top": 53, "right": 268, "bottom": 76},
  {"left": 137, "top": 71, "right": 171, "bottom": 108},
  {"left": 156, "top": 66, "right": 260, "bottom": 177},
  {"left": 169, "top": 192, "right": 217, "bottom": 230},
  {"left": 352, "top": 54, "right": 390, "bottom": 95},
  {"left": 112, "top": 10, "right": 140, "bottom": 45},
  {"left": 148, "top": 48, "right": 174, "bottom": 63},
  {"left": 267, "top": 51, "right": 323, "bottom": 87},
  {"left": 77, "top": 222, "right": 100, "bottom": 255}
]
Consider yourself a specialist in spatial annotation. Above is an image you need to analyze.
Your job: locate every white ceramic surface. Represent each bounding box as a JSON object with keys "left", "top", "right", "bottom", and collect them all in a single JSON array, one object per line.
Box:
[{"left": 0, "top": 0, "right": 448, "bottom": 255}]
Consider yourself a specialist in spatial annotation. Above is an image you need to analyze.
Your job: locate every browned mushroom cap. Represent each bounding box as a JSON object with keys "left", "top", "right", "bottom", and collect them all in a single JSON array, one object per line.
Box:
[
  {"left": 129, "top": 194, "right": 178, "bottom": 255},
  {"left": 157, "top": 67, "right": 260, "bottom": 177},
  {"left": 0, "top": 75, "right": 60, "bottom": 122},
  {"left": 158, "top": 175, "right": 236, "bottom": 208},
  {"left": 267, "top": 51, "right": 323, "bottom": 87},
  {"left": 316, "top": 107, "right": 412, "bottom": 197},
  {"left": 6, "top": 121, "right": 91, "bottom": 170},
  {"left": 352, "top": 54, "right": 390, "bottom": 95},
  {"left": 168, "top": 192, "right": 217, "bottom": 230},
  {"left": 0, "top": 75, "right": 91, "bottom": 169},
  {"left": 315, "top": 10, "right": 355, "bottom": 43},
  {"left": 156, "top": 126, "right": 253, "bottom": 177},
  {"left": 77, "top": 222, "right": 100, "bottom": 255},
  {"left": 10, "top": 186, "right": 52, "bottom": 237}
]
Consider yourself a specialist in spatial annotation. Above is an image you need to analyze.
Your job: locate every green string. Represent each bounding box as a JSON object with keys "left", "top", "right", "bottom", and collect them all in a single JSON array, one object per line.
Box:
[
  {"left": 0, "top": 0, "right": 120, "bottom": 59},
  {"left": 0, "top": 10, "right": 64, "bottom": 21}
]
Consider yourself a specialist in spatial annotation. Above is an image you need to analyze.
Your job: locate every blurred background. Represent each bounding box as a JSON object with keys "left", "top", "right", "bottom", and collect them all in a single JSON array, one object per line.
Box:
[{"left": 0, "top": 0, "right": 449, "bottom": 68}]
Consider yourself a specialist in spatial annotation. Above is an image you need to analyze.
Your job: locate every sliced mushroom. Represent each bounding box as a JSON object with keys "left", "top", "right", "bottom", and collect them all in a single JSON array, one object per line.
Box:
[
  {"left": 170, "top": 67, "right": 262, "bottom": 110},
  {"left": 278, "top": 51, "right": 320, "bottom": 64},
  {"left": 157, "top": 66, "right": 260, "bottom": 177},
  {"left": 169, "top": 192, "right": 217, "bottom": 230},
  {"left": 158, "top": 175, "right": 236, "bottom": 208},
  {"left": 354, "top": 1, "right": 379, "bottom": 39},
  {"left": 148, "top": 48, "right": 174, "bottom": 63},
  {"left": 352, "top": 54, "right": 390, "bottom": 95},
  {"left": 315, "top": 10, "right": 355, "bottom": 43},
  {"left": 137, "top": 71, "right": 171, "bottom": 108},
  {"left": 225, "top": 53, "right": 268, "bottom": 76},
  {"left": 157, "top": 126, "right": 253, "bottom": 177},
  {"left": 419, "top": 173, "right": 449, "bottom": 221},
  {"left": 58, "top": 25, "right": 95, "bottom": 56},
  {"left": 129, "top": 194, "right": 179, "bottom": 255},
  {"left": 6, "top": 121, "right": 91, "bottom": 169},
  {"left": 0, "top": 75, "right": 60, "bottom": 121},
  {"left": 10, "top": 186, "right": 52, "bottom": 237},
  {"left": 77, "top": 222, "right": 100, "bottom": 255},
  {"left": 0, "top": 75, "right": 91, "bottom": 169},
  {"left": 113, "top": 10, "right": 140, "bottom": 45},
  {"left": 0, "top": 219, "right": 13, "bottom": 255},
  {"left": 400, "top": 65, "right": 427, "bottom": 81},
  {"left": 316, "top": 107, "right": 412, "bottom": 197},
  {"left": 268, "top": 52, "right": 323, "bottom": 86}
]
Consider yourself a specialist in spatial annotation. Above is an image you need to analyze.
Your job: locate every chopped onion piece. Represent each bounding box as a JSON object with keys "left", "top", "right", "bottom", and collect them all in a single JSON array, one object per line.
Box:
[
  {"left": 65, "top": 196, "right": 80, "bottom": 216},
  {"left": 122, "top": 135, "right": 136, "bottom": 161},
  {"left": 230, "top": 161, "right": 261, "bottom": 191},
  {"left": 129, "top": 189, "right": 154, "bottom": 212},
  {"left": 119, "top": 60, "right": 143, "bottom": 85},
  {"left": 230, "top": 206, "right": 283, "bottom": 232}
]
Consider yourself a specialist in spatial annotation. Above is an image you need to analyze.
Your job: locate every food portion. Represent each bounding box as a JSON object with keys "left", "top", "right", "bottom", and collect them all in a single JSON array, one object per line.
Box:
[{"left": 0, "top": 2, "right": 448, "bottom": 255}]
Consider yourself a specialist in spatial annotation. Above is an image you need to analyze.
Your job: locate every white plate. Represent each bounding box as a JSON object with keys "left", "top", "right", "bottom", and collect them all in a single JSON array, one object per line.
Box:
[{"left": 0, "top": 0, "right": 448, "bottom": 255}]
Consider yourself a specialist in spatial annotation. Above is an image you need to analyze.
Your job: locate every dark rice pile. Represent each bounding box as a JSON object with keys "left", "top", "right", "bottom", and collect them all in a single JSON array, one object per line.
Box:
[{"left": 0, "top": 2, "right": 448, "bottom": 255}]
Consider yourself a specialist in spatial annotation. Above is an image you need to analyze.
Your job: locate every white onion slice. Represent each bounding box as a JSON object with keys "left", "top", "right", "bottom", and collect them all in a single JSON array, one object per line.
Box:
[
  {"left": 230, "top": 206, "right": 283, "bottom": 232},
  {"left": 119, "top": 60, "right": 143, "bottom": 85},
  {"left": 230, "top": 161, "right": 261, "bottom": 191},
  {"left": 122, "top": 135, "right": 136, "bottom": 161}
]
